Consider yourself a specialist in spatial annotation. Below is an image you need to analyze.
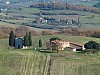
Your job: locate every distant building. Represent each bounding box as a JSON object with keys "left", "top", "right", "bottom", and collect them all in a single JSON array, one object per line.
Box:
[
  {"left": 6, "top": 1, "right": 10, "bottom": 4},
  {"left": 1, "top": 8, "right": 8, "bottom": 12},
  {"left": 35, "top": 17, "right": 47, "bottom": 24}
]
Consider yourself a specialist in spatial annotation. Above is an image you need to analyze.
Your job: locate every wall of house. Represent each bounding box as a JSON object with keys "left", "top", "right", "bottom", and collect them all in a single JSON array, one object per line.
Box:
[
  {"left": 46, "top": 41, "right": 84, "bottom": 51},
  {"left": 15, "top": 38, "right": 23, "bottom": 49}
]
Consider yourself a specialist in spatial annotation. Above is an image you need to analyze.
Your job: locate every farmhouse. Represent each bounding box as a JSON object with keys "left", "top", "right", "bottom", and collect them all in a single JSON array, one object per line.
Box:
[
  {"left": 46, "top": 40, "right": 85, "bottom": 52},
  {"left": 35, "top": 17, "right": 47, "bottom": 24}
]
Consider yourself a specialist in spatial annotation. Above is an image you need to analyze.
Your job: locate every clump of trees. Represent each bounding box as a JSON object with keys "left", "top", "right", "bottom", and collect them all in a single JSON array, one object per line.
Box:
[
  {"left": 84, "top": 41, "right": 99, "bottom": 50},
  {"left": 43, "top": 17, "right": 69, "bottom": 25},
  {"left": 93, "top": 2, "right": 100, "bottom": 8},
  {"left": 84, "top": 41, "right": 100, "bottom": 53}
]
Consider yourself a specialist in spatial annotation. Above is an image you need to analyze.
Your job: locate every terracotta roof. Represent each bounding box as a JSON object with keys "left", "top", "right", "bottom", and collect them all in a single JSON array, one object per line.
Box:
[
  {"left": 70, "top": 42, "right": 83, "bottom": 47},
  {"left": 51, "top": 40, "right": 68, "bottom": 43},
  {"left": 67, "top": 47, "right": 75, "bottom": 49},
  {"left": 51, "top": 40, "right": 83, "bottom": 47}
]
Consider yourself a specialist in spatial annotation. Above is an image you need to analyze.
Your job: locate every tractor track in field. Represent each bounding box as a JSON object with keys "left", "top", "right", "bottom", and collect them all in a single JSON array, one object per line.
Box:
[
  {"left": 43, "top": 54, "right": 54, "bottom": 75},
  {"left": 47, "top": 58, "right": 52, "bottom": 75},
  {"left": 43, "top": 55, "right": 51, "bottom": 75},
  {"left": 44, "top": 53, "right": 64, "bottom": 75}
]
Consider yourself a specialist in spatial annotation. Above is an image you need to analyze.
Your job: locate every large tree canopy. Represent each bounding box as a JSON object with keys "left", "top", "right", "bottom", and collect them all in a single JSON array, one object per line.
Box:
[{"left": 84, "top": 41, "right": 99, "bottom": 50}]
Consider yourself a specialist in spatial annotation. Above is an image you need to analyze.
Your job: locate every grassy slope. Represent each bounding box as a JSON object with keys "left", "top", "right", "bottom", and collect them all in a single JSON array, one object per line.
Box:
[
  {"left": 0, "top": 35, "right": 100, "bottom": 75},
  {"left": 0, "top": 49, "right": 46, "bottom": 75},
  {"left": 32, "top": 35, "right": 100, "bottom": 48},
  {"left": 71, "top": 1, "right": 100, "bottom": 6},
  {"left": 50, "top": 52, "right": 100, "bottom": 75},
  {"left": 0, "top": 38, "right": 47, "bottom": 75},
  {"left": 0, "top": 37, "right": 46, "bottom": 75}
]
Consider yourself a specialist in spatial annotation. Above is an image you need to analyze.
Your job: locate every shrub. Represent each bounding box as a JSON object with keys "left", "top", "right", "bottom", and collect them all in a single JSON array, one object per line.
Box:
[{"left": 50, "top": 37, "right": 61, "bottom": 41}]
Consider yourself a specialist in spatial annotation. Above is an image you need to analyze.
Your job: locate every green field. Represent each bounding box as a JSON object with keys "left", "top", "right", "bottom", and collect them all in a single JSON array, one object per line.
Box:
[
  {"left": 0, "top": 49, "right": 47, "bottom": 75},
  {"left": 0, "top": 35, "right": 100, "bottom": 49},
  {"left": 50, "top": 52, "right": 100, "bottom": 75},
  {"left": 0, "top": 7, "right": 100, "bottom": 31},
  {"left": 71, "top": 1, "right": 100, "bottom": 6},
  {"left": 0, "top": 35, "right": 100, "bottom": 75}
]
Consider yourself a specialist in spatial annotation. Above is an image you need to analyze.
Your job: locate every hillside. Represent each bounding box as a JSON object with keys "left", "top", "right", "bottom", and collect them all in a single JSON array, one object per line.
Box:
[
  {"left": 0, "top": 0, "right": 100, "bottom": 75},
  {"left": 30, "top": 2, "right": 100, "bottom": 14},
  {"left": 0, "top": 35, "right": 100, "bottom": 75},
  {"left": 0, "top": 49, "right": 47, "bottom": 75},
  {"left": 0, "top": 7, "right": 100, "bottom": 32},
  {"left": 93, "top": 2, "right": 100, "bottom": 8}
]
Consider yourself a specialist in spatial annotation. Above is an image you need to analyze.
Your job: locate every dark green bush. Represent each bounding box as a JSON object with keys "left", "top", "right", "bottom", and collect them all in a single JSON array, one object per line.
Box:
[
  {"left": 50, "top": 37, "right": 61, "bottom": 41},
  {"left": 84, "top": 41, "right": 99, "bottom": 50}
]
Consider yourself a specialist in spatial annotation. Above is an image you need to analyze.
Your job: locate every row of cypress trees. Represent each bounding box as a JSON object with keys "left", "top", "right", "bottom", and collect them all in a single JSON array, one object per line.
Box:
[{"left": 9, "top": 31, "right": 32, "bottom": 47}]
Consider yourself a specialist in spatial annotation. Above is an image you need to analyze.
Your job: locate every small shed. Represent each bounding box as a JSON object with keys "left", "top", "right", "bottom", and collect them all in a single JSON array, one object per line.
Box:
[{"left": 14, "top": 37, "right": 23, "bottom": 49}]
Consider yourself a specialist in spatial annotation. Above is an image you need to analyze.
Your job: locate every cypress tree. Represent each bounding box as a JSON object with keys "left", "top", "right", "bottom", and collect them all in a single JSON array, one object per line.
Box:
[
  {"left": 29, "top": 32, "right": 32, "bottom": 47},
  {"left": 24, "top": 33, "right": 29, "bottom": 46},
  {"left": 66, "top": 19, "right": 68, "bottom": 24},
  {"left": 9, "top": 31, "right": 15, "bottom": 47},
  {"left": 39, "top": 39, "right": 42, "bottom": 47},
  {"left": 0, "top": 9, "right": 1, "bottom": 13}
]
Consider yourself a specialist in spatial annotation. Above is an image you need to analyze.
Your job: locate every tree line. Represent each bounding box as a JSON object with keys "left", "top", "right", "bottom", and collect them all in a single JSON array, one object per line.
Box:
[
  {"left": 0, "top": 26, "right": 100, "bottom": 39},
  {"left": 30, "top": 2, "right": 100, "bottom": 14}
]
